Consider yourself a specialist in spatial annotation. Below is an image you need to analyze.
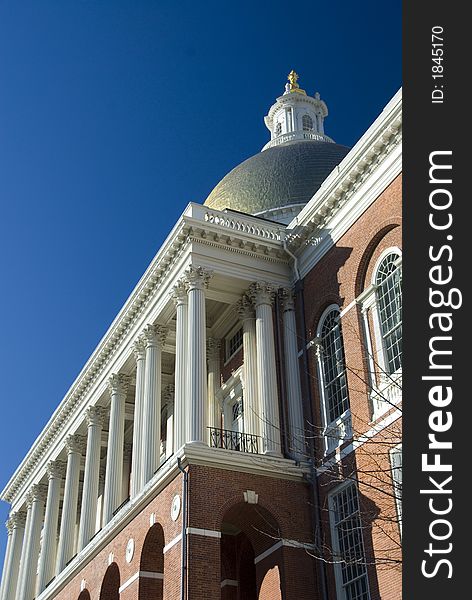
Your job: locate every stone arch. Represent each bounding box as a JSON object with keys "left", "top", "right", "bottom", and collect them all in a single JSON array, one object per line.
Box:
[
  {"left": 139, "top": 522, "right": 165, "bottom": 599},
  {"left": 220, "top": 502, "right": 283, "bottom": 599},
  {"left": 259, "top": 565, "right": 282, "bottom": 600},
  {"left": 355, "top": 222, "right": 400, "bottom": 296},
  {"left": 77, "top": 591, "right": 91, "bottom": 600},
  {"left": 99, "top": 563, "right": 120, "bottom": 600}
]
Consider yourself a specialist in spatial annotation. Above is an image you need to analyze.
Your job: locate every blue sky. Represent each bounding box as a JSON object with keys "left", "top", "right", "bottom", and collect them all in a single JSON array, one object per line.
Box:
[{"left": 0, "top": 0, "right": 401, "bottom": 566}]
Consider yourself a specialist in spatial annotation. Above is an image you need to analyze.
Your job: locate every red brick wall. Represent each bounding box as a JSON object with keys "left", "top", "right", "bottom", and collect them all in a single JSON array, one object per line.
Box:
[{"left": 301, "top": 174, "right": 402, "bottom": 600}]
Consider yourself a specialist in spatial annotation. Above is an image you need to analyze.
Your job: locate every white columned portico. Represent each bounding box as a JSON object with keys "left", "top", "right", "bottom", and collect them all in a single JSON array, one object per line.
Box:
[
  {"left": 236, "top": 295, "right": 260, "bottom": 438},
  {"left": 171, "top": 281, "right": 188, "bottom": 451},
  {"left": 56, "top": 434, "right": 85, "bottom": 574},
  {"left": 207, "top": 338, "right": 221, "bottom": 440},
  {"left": 280, "top": 288, "right": 306, "bottom": 460},
  {"left": 184, "top": 266, "right": 212, "bottom": 444},
  {"left": 36, "top": 460, "right": 65, "bottom": 594},
  {"left": 130, "top": 337, "right": 146, "bottom": 497},
  {"left": 77, "top": 406, "right": 105, "bottom": 552},
  {"left": 249, "top": 282, "right": 282, "bottom": 456},
  {"left": 103, "top": 374, "right": 130, "bottom": 524},
  {"left": 16, "top": 484, "right": 47, "bottom": 600},
  {"left": 142, "top": 324, "right": 167, "bottom": 483},
  {"left": 0, "top": 512, "right": 26, "bottom": 600}
]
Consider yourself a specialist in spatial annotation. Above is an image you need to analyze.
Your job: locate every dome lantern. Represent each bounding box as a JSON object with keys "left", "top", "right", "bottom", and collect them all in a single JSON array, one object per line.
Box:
[{"left": 263, "top": 71, "right": 332, "bottom": 150}]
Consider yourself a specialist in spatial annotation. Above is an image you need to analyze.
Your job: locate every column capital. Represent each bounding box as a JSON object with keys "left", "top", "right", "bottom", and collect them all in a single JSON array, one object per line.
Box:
[
  {"left": 107, "top": 373, "right": 131, "bottom": 397},
  {"left": 26, "top": 483, "right": 48, "bottom": 506},
  {"left": 7, "top": 511, "right": 27, "bottom": 530},
  {"left": 85, "top": 405, "right": 106, "bottom": 428},
  {"left": 279, "top": 287, "right": 296, "bottom": 312},
  {"left": 46, "top": 460, "right": 66, "bottom": 480},
  {"left": 183, "top": 265, "right": 213, "bottom": 291},
  {"left": 132, "top": 336, "right": 146, "bottom": 361},
  {"left": 65, "top": 433, "right": 86, "bottom": 455},
  {"left": 143, "top": 324, "right": 168, "bottom": 348},
  {"left": 248, "top": 282, "right": 276, "bottom": 307},
  {"left": 207, "top": 338, "right": 221, "bottom": 360},
  {"left": 236, "top": 294, "right": 255, "bottom": 320},
  {"left": 171, "top": 280, "right": 188, "bottom": 307}
]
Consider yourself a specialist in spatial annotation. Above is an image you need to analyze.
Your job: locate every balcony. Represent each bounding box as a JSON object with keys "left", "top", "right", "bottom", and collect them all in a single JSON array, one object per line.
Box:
[{"left": 209, "top": 427, "right": 260, "bottom": 454}]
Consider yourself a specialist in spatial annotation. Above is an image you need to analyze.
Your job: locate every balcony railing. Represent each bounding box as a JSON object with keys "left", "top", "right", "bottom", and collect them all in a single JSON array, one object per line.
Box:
[{"left": 209, "top": 427, "right": 260, "bottom": 454}]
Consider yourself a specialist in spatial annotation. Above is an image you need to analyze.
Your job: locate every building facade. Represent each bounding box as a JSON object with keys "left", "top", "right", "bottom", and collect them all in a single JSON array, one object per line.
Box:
[{"left": 0, "top": 73, "right": 402, "bottom": 600}]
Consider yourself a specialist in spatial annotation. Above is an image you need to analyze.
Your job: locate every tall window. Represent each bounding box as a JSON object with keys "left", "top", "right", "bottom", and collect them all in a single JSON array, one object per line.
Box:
[
  {"left": 390, "top": 444, "right": 402, "bottom": 533},
  {"left": 319, "top": 308, "right": 350, "bottom": 424},
  {"left": 375, "top": 253, "right": 402, "bottom": 374},
  {"left": 330, "top": 484, "right": 370, "bottom": 600},
  {"left": 302, "top": 114, "right": 313, "bottom": 131},
  {"left": 275, "top": 122, "right": 282, "bottom": 135}
]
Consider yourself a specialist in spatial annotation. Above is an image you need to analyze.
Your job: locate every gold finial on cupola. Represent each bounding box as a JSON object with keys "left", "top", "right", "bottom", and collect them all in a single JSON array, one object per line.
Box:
[{"left": 287, "top": 70, "right": 306, "bottom": 95}]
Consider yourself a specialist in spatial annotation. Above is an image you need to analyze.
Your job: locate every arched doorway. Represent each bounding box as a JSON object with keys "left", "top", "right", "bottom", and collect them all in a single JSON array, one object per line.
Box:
[
  {"left": 259, "top": 566, "right": 282, "bottom": 600},
  {"left": 99, "top": 562, "right": 120, "bottom": 600},
  {"left": 77, "top": 591, "right": 91, "bottom": 600},
  {"left": 220, "top": 502, "right": 283, "bottom": 599},
  {"left": 139, "top": 522, "right": 165, "bottom": 599}
]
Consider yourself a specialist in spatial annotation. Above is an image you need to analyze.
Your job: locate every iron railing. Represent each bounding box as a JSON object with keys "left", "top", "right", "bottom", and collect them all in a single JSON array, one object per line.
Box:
[{"left": 209, "top": 427, "right": 259, "bottom": 454}]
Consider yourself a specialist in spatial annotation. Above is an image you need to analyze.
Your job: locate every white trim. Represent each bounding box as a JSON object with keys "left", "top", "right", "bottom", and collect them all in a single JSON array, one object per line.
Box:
[
  {"left": 220, "top": 579, "right": 239, "bottom": 588},
  {"left": 370, "top": 246, "right": 402, "bottom": 286},
  {"left": 317, "top": 408, "right": 402, "bottom": 474},
  {"left": 254, "top": 541, "right": 283, "bottom": 564},
  {"left": 163, "top": 533, "right": 182, "bottom": 554},
  {"left": 253, "top": 538, "right": 316, "bottom": 564},
  {"left": 118, "top": 571, "right": 164, "bottom": 594},
  {"left": 187, "top": 527, "right": 221, "bottom": 539},
  {"left": 119, "top": 571, "right": 140, "bottom": 593}
]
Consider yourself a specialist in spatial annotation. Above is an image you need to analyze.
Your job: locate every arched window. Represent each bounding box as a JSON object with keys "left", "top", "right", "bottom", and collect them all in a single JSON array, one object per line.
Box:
[
  {"left": 318, "top": 308, "right": 350, "bottom": 425},
  {"left": 302, "top": 114, "right": 313, "bottom": 131},
  {"left": 275, "top": 122, "right": 282, "bottom": 135},
  {"left": 375, "top": 252, "right": 402, "bottom": 374}
]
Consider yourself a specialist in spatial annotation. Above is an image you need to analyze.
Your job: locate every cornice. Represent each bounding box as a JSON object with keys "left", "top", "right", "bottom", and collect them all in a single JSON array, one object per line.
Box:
[{"left": 286, "top": 88, "right": 402, "bottom": 253}]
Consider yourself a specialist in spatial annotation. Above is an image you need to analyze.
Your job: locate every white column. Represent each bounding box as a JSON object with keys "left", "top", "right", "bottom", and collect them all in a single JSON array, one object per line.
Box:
[
  {"left": 236, "top": 295, "right": 260, "bottom": 438},
  {"left": 130, "top": 336, "right": 146, "bottom": 498},
  {"left": 56, "top": 435, "right": 85, "bottom": 573},
  {"left": 142, "top": 325, "right": 167, "bottom": 483},
  {"left": 16, "top": 484, "right": 47, "bottom": 600},
  {"left": 36, "top": 461, "right": 65, "bottom": 594},
  {"left": 280, "top": 288, "right": 305, "bottom": 460},
  {"left": 206, "top": 338, "right": 221, "bottom": 441},
  {"left": 163, "top": 384, "right": 175, "bottom": 459},
  {"left": 171, "top": 281, "right": 188, "bottom": 451},
  {"left": 0, "top": 512, "right": 26, "bottom": 600},
  {"left": 103, "top": 374, "right": 130, "bottom": 524},
  {"left": 77, "top": 406, "right": 105, "bottom": 552},
  {"left": 0, "top": 520, "right": 13, "bottom": 600},
  {"left": 184, "top": 266, "right": 212, "bottom": 444},
  {"left": 249, "top": 282, "right": 281, "bottom": 456}
]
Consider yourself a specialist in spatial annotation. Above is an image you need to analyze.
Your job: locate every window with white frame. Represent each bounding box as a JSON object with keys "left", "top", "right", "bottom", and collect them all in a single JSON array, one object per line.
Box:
[
  {"left": 318, "top": 307, "right": 350, "bottom": 424},
  {"left": 302, "top": 114, "right": 313, "bottom": 131},
  {"left": 225, "top": 325, "right": 243, "bottom": 361},
  {"left": 390, "top": 444, "right": 402, "bottom": 533},
  {"left": 330, "top": 483, "right": 371, "bottom": 600},
  {"left": 375, "top": 252, "right": 402, "bottom": 374}
]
